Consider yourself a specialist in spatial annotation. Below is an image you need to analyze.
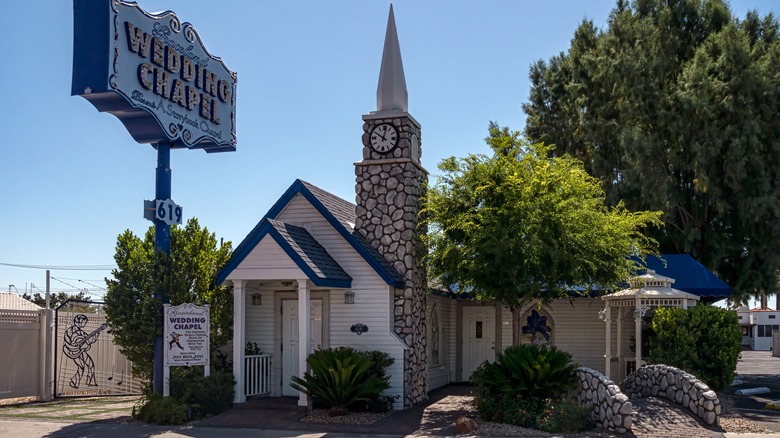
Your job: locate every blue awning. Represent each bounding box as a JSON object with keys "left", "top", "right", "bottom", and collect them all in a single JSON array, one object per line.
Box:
[{"left": 638, "top": 254, "right": 731, "bottom": 299}]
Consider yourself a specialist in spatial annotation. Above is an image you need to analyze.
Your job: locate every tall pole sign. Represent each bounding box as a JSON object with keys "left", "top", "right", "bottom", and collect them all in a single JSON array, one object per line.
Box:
[{"left": 71, "top": 0, "right": 237, "bottom": 394}]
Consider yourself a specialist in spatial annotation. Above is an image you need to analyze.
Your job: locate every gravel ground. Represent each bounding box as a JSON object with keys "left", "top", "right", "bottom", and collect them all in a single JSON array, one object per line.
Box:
[
  {"left": 718, "top": 393, "right": 772, "bottom": 434},
  {"left": 301, "top": 409, "right": 391, "bottom": 425}
]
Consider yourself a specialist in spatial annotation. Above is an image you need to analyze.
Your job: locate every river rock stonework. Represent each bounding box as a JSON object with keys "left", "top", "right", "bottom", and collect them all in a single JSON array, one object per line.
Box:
[
  {"left": 356, "top": 115, "right": 428, "bottom": 408},
  {"left": 620, "top": 364, "right": 721, "bottom": 426},
  {"left": 573, "top": 367, "right": 633, "bottom": 433}
]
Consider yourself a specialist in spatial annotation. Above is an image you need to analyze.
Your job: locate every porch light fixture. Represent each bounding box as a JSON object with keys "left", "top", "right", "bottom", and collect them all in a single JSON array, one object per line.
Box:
[
  {"left": 251, "top": 293, "right": 262, "bottom": 306},
  {"left": 344, "top": 290, "right": 355, "bottom": 304}
]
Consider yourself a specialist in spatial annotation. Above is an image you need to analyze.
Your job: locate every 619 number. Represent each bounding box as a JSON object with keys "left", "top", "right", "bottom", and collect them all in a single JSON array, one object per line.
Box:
[{"left": 155, "top": 199, "right": 183, "bottom": 226}]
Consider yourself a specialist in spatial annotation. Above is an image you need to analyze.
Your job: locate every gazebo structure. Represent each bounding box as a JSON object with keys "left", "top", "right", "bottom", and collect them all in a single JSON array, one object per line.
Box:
[{"left": 601, "top": 270, "right": 701, "bottom": 382}]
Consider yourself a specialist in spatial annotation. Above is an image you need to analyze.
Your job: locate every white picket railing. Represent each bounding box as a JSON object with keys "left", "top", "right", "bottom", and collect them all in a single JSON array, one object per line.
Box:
[{"left": 244, "top": 354, "right": 272, "bottom": 397}]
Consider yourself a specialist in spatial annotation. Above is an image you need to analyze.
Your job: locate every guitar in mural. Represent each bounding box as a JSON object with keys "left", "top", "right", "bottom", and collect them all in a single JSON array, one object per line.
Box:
[{"left": 63, "top": 314, "right": 107, "bottom": 388}]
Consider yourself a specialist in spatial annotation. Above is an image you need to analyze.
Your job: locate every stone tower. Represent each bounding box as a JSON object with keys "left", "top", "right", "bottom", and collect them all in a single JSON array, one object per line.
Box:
[{"left": 354, "top": 5, "right": 428, "bottom": 407}]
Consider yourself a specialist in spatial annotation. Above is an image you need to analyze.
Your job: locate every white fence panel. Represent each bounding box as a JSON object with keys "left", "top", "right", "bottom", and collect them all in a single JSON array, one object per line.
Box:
[
  {"left": 245, "top": 354, "right": 272, "bottom": 397},
  {"left": 0, "top": 310, "right": 45, "bottom": 400}
]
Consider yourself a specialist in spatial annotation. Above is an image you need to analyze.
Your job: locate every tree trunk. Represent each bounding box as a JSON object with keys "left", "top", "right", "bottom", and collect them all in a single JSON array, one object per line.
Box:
[
  {"left": 511, "top": 307, "right": 523, "bottom": 346},
  {"left": 761, "top": 292, "right": 768, "bottom": 310}
]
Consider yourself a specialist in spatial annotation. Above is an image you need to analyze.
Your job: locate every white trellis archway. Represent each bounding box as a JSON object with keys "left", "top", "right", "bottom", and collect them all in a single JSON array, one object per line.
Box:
[{"left": 600, "top": 270, "right": 700, "bottom": 381}]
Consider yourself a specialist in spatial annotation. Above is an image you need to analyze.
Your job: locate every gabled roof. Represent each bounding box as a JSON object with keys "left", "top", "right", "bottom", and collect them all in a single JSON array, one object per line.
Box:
[
  {"left": 217, "top": 179, "right": 404, "bottom": 288},
  {"left": 0, "top": 293, "right": 42, "bottom": 311}
]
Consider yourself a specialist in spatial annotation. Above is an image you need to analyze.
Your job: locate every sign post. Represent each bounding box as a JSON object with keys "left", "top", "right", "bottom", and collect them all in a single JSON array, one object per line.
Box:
[
  {"left": 72, "top": 0, "right": 237, "bottom": 394},
  {"left": 163, "top": 303, "right": 211, "bottom": 397}
]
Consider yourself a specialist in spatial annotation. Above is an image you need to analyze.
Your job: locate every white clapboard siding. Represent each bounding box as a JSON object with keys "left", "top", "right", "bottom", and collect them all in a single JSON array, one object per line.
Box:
[
  {"left": 229, "top": 238, "right": 306, "bottom": 280},
  {"left": 546, "top": 299, "right": 608, "bottom": 371},
  {"left": 244, "top": 286, "right": 277, "bottom": 391},
  {"left": 275, "top": 194, "right": 406, "bottom": 407},
  {"left": 427, "top": 295, "right": 456, "bottom": 390},
  {"left": 499, "top": 298, "right": 609, "bottom": 373}
]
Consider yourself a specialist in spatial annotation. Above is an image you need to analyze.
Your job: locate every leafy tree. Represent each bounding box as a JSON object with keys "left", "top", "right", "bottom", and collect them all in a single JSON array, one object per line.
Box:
[
  {"left": 524, "top": 0, "right": 780, "bottom": 305},
  {"left": 22, "top": 290, "right": 91, "bottom": 309},
  {"left": 648, "top": 304, "right": 741, "bottom": 391},
  {"left": 104, "top": 218, "right": 233, "bottom": 383},
  {"left": 423, "top": 124, "right": 662, "bottom": 343}
]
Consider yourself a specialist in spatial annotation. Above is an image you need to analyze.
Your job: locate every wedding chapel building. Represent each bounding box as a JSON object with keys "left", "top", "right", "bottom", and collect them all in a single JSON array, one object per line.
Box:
[{"left": 217, "top": 6, "right": 732, "bottom": 410}]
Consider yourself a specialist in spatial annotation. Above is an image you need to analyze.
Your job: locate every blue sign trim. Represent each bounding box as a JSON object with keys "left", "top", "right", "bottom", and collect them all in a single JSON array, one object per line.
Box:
[{"left": 71, "top": 0, "right": 236, "bottom": 152}]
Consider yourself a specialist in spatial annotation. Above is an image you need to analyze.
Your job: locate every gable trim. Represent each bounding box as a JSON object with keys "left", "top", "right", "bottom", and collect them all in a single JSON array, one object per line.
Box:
[
  {"left": 221, "top": 218, "right": 351, "bottom": 288},
  {"left": 218, "top": 179, "right": 403, "bottom": 288}
]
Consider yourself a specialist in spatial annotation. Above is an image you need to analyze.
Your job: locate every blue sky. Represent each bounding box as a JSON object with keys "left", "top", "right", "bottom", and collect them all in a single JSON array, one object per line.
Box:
[{"left": 1, "top": 1, "right": 777, "bottom": 302}]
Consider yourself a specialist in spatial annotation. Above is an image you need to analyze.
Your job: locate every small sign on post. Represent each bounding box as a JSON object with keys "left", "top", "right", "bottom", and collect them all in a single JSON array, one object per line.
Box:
[{"left": 163, "top": 303, "right": 210, "bottom": 397}]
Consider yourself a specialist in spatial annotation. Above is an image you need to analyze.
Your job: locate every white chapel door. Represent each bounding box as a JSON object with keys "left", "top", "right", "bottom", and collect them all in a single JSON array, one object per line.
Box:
[
  {"left": 462, "top": 306, "right": 495, "bottom": 380},
  {"left": 282, "top": 299, "right": 323, "bottom": 397}
]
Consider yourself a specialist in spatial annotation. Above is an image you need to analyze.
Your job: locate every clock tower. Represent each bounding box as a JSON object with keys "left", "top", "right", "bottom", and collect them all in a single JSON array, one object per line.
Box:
[{"left": 355, "top": 5, "right": 428, "bottom": 407}]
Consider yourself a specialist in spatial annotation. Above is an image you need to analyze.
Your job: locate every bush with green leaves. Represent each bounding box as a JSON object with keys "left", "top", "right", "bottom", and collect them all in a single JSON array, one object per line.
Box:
[
  {"left": 135, "top": 367, "right": 234, "bottom": 425},
  {"left": 648, "top": 304, "right": 741, "bottom": 391},
  {"left": 537, "top": 399, "right": 593, "bottom": 433},
  {"left": 471, "top": 344, "right": 583, "bottom": 431},
  {"left": 170, "top": 368, "right": 234, "bottom": 418},
  {"left": 472, "top": 344, "right": 577, "bottom": 400},
  {"left": 135, "top": 393, "right": 189, "bottom": 425},
  {"left": 290, "top": 347, "right": 392, "bottom": 416}
]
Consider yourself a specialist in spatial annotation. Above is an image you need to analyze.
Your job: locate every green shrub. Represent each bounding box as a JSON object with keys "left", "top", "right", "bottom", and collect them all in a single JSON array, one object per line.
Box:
[
  {"left": 648, "top": 304, "right": 741, "bottom": 391},
  {"left": 476, "top": 394, "right": 545, "bottom": 428},
  {"left": 351, "top": 350, "right": 396, "bottom": 413},
  {"left": 290, "top": 347, "right": 391, "bottom": 416},
  {"left": 471, "top": 344, "right": 578, "bottom": 400},
  {"left": 537, "top": 399, "right": 593, "bottom": 433},
  {"left": 171, "top": 368, "right": 235, "bottom": 418},
  {"left": 136, "top": 393, "right": 188, "bottom": 425},
  {"left": 471, "top": 344, "right": 579, "bottom": 429}
]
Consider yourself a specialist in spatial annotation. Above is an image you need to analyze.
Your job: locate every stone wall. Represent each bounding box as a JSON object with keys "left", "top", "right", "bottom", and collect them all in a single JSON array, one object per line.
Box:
[
  {"left": 572, "top": 367, "right": 633, "bottom": 433},
  {"left": 619, "top": 364, "right": 720, "bottom": 426},
  {"left": 356, "top": 115, "right": 428, "bottom": 408}
]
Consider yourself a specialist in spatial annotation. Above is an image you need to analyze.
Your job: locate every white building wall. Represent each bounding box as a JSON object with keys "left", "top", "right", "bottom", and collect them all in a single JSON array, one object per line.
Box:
[
  {"left": 498, "top": 299, "right": 607, "bottom": 373},
  {"left": 427, "top": 295, "right": 456, "bottom": 390},
  {"left": 752, "top": 311, "right": 780, "bottom": 351},
  {"left": 275, "top": 194, "right": 407, "bottom": 407}
]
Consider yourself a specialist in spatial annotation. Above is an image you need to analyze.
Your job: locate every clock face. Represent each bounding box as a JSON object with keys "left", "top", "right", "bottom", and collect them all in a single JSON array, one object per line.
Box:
[{"left": 370, "top": 123, "right": 398, "bottom": 154}]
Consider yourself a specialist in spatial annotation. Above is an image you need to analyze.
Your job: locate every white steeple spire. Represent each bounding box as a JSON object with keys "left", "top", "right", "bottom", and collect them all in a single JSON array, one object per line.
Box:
[{"left": 376, "top": 4, "right": 408, "bottom": 113}]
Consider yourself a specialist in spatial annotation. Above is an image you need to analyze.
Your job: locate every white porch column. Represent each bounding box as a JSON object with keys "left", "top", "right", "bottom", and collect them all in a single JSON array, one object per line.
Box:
[
  {"left": 635, "top": 295, "right": 642, "bottom": 369},
  {"left": 604, "top": 305, "right": 612, "bottom": 378},
  {"left": 233, "top": 280, "right": 246, "bottom": 403},
  {"left": 297, "top": 279, "right": 311, "bottom": 407}
]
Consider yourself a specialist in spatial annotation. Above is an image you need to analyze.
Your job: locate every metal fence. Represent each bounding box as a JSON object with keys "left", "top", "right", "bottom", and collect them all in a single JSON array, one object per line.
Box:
[{"left": 55, "top": 300, "right": 143, "bottom": 397}]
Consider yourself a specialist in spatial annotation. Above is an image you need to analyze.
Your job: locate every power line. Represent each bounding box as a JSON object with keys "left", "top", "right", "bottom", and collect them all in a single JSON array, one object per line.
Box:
[{"left": 0, "top": 262, "right": 115, "bottom": 270}]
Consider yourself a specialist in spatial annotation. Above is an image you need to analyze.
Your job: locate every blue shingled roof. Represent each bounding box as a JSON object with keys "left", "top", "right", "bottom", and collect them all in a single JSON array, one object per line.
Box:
[
  {"left": 267, "top": 219, "right": 351, "bottom": 284},
  {"left": 217, "top": 179, "right": 404, "bottom": 287}
]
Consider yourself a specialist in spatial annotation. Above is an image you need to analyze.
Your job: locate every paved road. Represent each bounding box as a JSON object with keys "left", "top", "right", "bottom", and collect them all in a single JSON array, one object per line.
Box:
[{"left": 722, "top": 350, "right": 780, "bottom": 433}]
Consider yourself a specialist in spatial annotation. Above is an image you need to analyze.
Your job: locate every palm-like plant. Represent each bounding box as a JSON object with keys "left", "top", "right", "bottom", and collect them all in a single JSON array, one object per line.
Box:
[
  {"left": 290, "top": 347, "right": 390, "bottom": 416},
  {"left": 471, "top": 344, "right": 577, "bottom": 400}
]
